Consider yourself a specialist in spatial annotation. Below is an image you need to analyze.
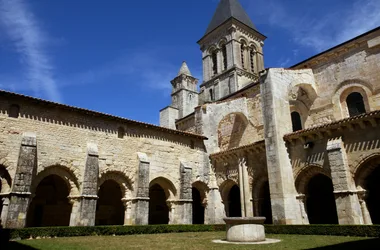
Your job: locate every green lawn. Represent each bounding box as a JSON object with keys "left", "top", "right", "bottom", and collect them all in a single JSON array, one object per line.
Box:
[{"left": 8, "top": 232, "right": 380, "bottom": 250}]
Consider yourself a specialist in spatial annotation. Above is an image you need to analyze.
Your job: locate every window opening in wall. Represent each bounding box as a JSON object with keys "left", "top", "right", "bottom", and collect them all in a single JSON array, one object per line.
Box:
[
  {"left": 346, "top": 92, "right": 366, "bottom": 117},
  {"left": 250, "top": 49, "right": 255, "bottom": 73},
  {"left": 118, "top": 127, "right": 125, "bottom": 139},
  {"left": 222, "top": 44, "right": 227, "bottom": 70},
  {"left": 209, "top": 89, "right": 214, "bottom": 101},
  {"left": 240, "top": 44, "right": 245, "bottom": 69},
  {"left": 212, "top": 51, "right": 218, "bottom": 75},
  {"left": 9, "top": 104, "right": 20, "bottom": 118},
  {"left": 291, "top": 112, "right": 302, "bottom": 132}
]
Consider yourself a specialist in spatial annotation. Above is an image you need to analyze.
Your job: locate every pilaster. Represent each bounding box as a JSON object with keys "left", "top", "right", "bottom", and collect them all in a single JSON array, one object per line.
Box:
[
  {"left": 132, "top": 152, "right": 150, "bottom": 225},
  {"left": 327, "top": 137, "right": 363, "bottom": 225},
  {"left": 72, "top": 143, "right": 99, "bottom": 226},
  {"left": 6, "top": 132, "right": 37, "bottom": 228}
]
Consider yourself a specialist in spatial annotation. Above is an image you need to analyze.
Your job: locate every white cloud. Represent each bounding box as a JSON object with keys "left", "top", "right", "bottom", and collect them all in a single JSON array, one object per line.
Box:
[
  {"left": 247, "top": 0, "right": 380, "bottom": 52},
  {"left": 0, "top": 0, "right": 62, "bottom": 102}
]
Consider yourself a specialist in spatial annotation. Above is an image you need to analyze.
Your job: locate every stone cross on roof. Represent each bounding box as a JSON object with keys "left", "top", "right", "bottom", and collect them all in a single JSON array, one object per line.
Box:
[{"left": 205, "top": 0, "right": 257, "bottom": 35}]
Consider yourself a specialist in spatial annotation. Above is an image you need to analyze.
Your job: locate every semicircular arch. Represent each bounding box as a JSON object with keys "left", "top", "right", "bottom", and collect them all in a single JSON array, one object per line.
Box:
[
  {"left": 150, "top": 177, "right": 177, "bottom": 200},
  {"left": 31, "top": 165, "right": 80, "bottom": 197},
  {"left": 99, "top": 171, "right": 133, "bottom": 199},
  {"left": 295, "top": 165, "right": 331, "bottom": 194}
]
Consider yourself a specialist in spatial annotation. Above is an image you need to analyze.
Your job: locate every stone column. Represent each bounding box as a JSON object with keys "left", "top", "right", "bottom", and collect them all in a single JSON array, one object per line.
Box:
[
  {"left": 260, "top": 69, "right": 302, "bottom": 224},
  {"left": 358, "top": 190, "right": 372, "bottom": 225},
  {"left": 122, "top": 199, "right": 133, "bottom": 225},
  {"left": 133, "top": 152, "right": 150, "bottom": 225},
  {"left": 327, "top": 137, "right": 363, "bottom": 225},
  {"left": 202, "top": 55, "right": 211, "bottom": 82},
  {"left": 72, "top": 143, "right": 99, "bottom": 226},
  {"left": 296, "top": 194, "right": 309, "bottom": 224},
  {"left": 0, "top": 196, "right": 9, "bottom": 227},
  {"left": 179, "top": 163, "right": 192, "bottom": 224},
  {"left": 6, "top": 132, "right": 37, "bottom": 228},
  {"left": 237, "top": 158, "right": 245, "bottom": 217},
  {"left": 242, "top": 157, "right": 253, "bottom": 217},
  {"left": 225, "top": 40, "right": 234, "bottom": 69},
  {"left": 68, "top": 197, "right": 80, "bottom": 226},
  {"left": 217, "top": 49, "right": 223, "bottom": 74}
]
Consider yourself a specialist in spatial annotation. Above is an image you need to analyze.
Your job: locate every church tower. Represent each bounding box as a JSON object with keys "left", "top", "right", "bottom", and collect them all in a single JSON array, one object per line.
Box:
[
  {"left": 198, "top": 0, "right": 266, "bottom": 103},
  {"left": 160, "top": 62, "right": 199, "bottom": 129}
]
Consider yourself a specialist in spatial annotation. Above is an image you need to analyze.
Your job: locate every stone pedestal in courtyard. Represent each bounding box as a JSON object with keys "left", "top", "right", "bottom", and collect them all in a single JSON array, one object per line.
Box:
[{"left": 224, "top": 217, "right": 266, "bottom": 242}]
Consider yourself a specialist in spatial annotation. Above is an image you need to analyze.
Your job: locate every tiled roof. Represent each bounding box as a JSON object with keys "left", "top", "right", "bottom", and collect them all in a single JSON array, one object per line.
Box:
[
  {"left": 210, "top": 140, "right": 265, "bottom": 158},
  {"left": 0, "top": 89, "right": 207, "bottom": 140},
  {"left": 284, "top": 110, "right": 380, "bottom": 140}
]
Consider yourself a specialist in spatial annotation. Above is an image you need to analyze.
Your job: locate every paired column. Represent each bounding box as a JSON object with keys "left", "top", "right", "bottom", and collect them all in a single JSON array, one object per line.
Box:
[
  {"left": 238, "top": 156, "right": 253, "bottom": 217},
  {"left": 358, "top": 190, "right": 372, "bottom": 225},
  {"left": 6, "top": 132, "right": 37, "bottom": 228},
  {"left": 327, "top": 137, "right": 363, "bottom": 224},
  {"left": 296, "top": 194, "right": 309, "bottom": 224},
  {"left": 70, "top": 143, "right": 99, "bottom": 226}
]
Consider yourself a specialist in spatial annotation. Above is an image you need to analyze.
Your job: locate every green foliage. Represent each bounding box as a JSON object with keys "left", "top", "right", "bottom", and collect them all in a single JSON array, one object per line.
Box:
[
  {"left": 2, "top": 224, "right": 380, "bottom": 240},
  {"left": 265, "top": 225, "right": 380, "bottom": 237},
  {"left": 3, "top": 224, "right": 226, "bottom": 240}
]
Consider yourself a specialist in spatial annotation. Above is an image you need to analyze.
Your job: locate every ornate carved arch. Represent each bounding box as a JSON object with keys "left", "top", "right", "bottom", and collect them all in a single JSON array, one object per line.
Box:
[
  {"left": 98, "top": 171, "right": 134, "bottom": 199},
  {"left": 149, "top": 177, "right": 177, "bottom": 200},
  {"left": 31, "top": 165, "right": 80, "bottom": 196},
  {"left": 294, "top": 165, "right": 331, "bottom": 194}
]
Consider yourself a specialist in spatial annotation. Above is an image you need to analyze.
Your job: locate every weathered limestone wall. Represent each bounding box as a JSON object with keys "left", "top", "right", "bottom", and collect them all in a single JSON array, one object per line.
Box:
[
  {"left": 295, "top": 30, "right": 380, "bottom": 128},
  {"left": 260, "top": 68, "right": 316, "bottom": 224},
  {"left": 159, "top": 106, "right": 179, "bottom": 129},
  {"left": 0, "top": 94, "right": 212, "bottom": 227}
]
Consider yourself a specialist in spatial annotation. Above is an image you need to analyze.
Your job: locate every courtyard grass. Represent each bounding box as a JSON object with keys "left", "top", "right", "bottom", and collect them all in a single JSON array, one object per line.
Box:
[{"left": 7, "top": 232, "right": 380, "bottom": 250}]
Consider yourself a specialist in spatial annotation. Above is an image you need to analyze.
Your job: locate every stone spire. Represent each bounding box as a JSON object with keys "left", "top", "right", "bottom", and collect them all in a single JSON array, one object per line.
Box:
[
  {"left": 205, "top": 0, "right": 257, "bottom": 35},
  {"left": 178, "top": 61, "right": 192, "bottom": 76}
]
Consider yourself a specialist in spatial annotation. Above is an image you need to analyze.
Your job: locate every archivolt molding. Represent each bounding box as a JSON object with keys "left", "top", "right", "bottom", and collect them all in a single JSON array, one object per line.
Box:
[
  {"left": 31, "top": 165, "right": 80, "bottom": 196},
  {"left": 149, "top": 176, "right": 177, "bottom": 200},
  {"left": 0, "top": 165, "right": 12, "bottom": 194},
  {"left": 98, "top": 170, "right": 134, "bottom": 199},
  {"left": 333, "top": 79, "right": 374, "bottom": 95},
  {"left": 192, "top": 181, "right": 210, "bottom": 206},
  {"left": 251, "top": 175, "right": 268, "bottom": 201},
  {"left": 294, "top": 164, "right": 331, "bottom": 194},
  {"left": 219, "top": 179, "right": 238, "bottom": 204},
  {"left": 353, "top": 153, "right": 380, "bottom": 189}
]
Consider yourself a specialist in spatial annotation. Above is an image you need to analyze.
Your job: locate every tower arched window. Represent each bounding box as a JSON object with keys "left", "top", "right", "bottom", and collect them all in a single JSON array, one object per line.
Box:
[
  {"left": 240, "top": 43, "right": 246, "bottom": 69},
  {"left": 211, "top": 50, "right": 218, "bottom": 75},
  {"left": 9, "top": 104, "right": 20, "bottom": 118},
  {"left": 291, "top": 112, "right": 302, "bottom": 132},
  {"left": 118, "top": 127, "right": 125, "bottom": 139},
  {"left": 346, "top": 92, "right": 366, "bottom": 117},
  {"left": 222, "top": 44, "right": 227, "bottom": 70},
  {"left": 250, "top": 49, "right": 255, "bottom": 73},
  {"left": 209, "top": 89, "right": 214, "bottom": 101}
]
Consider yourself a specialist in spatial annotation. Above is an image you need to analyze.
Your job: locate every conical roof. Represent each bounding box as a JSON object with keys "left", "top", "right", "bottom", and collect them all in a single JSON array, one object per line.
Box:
[
  {"left": 178, "top": 61, "right": 192, "bottom": 76},
  {"left": 205, "top": 0, "right": 256, "bottom": 35}
]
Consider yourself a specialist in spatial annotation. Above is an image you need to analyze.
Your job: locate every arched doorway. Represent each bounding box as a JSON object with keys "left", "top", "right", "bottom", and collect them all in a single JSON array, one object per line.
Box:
[
  {"left": 228, "top": 185, "right": 241, "bottom": 217},
  {"left": 96, "top": 180, "right": 124, "bottom": 225},
  {"left": 258, "top": 181, "right": 273, "bottom": 224},
  {"left": 192, "top": 187, "right": 204, "bottom": 224},
  {"left": 306, "top": 174, "right": 338, "bottom": 224},
  {"left": 27, "top": 175, "right": 72, "bottom": 227},
  {"left": 149, "top": 184, "right": 169, "bottom": 224},
  {"left": 366, "top": 166, "right": 380, "bottom": 224}
]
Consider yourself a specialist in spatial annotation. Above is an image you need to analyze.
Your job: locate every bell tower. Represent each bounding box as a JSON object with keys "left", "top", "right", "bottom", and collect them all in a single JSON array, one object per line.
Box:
[{"left": 198, "top": 0, "right": 266, "bottom": 103}]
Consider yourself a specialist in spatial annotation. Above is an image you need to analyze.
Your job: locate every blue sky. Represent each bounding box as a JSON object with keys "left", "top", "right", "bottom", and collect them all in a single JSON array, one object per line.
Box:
[{"left": 0, "top": 0, "right": 379, "bottom": 125}]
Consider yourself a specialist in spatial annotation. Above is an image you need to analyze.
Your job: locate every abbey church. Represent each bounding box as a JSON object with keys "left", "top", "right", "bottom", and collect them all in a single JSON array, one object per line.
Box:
[{"left": 1, "top": 0, "right": 380, "bottom": 228}]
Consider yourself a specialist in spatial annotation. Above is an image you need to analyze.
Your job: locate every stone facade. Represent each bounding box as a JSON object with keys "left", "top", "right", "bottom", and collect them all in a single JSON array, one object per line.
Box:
[{"left": 1, "top": 0, "right": 380, "bottom": 228}]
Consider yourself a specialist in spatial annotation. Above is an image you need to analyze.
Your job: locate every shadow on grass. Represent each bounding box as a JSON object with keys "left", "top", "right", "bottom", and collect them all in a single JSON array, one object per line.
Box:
[
  {"left": 3, "top": 241, "right": 38, "bottom": 250},
  {"left": 308, "top": 238, "right": 380, "bottom": 249}
]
